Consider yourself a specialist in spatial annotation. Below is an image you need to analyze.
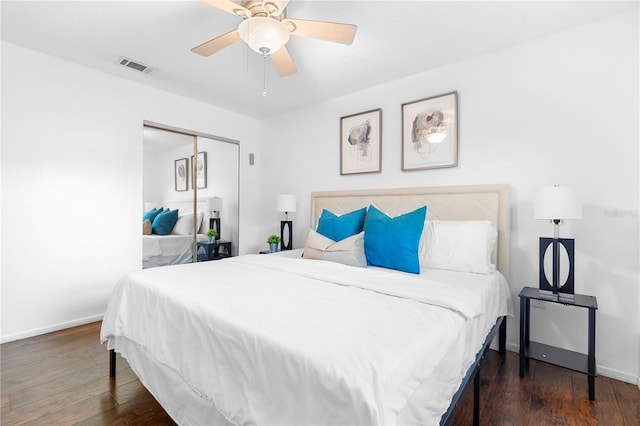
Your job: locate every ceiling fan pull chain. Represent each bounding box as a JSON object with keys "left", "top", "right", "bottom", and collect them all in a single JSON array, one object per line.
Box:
[
  {"left": 246, "top": 18, "right": 250, "bottom": 74},
  {"left": 261, "top": 49, "right": 268, "bottom": 97}
]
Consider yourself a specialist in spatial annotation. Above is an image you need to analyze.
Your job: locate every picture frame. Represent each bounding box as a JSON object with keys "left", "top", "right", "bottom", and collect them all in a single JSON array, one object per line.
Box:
[
  {"left": 191, "top": 151, "right": 207, "bottom": 189},
  {"left": 401, "top": 91, "right": 458, "bottom": 171},
  {"left": 174, "top": 158, "right": 188, "bottom": 192},
  {"left": 340, "top": 108, "right": 382, "bottom": 175}
]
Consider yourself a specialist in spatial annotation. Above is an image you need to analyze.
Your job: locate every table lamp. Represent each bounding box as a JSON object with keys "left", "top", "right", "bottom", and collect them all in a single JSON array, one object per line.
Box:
[
  {"left": 534, "top": 185, "right": 582, "bottom": 298},
  {"left": 207, "top": 196, "right": 223, "bottom": 241},
  {"left": 277, "top": 194, "right": 297, "bottom": 250}
]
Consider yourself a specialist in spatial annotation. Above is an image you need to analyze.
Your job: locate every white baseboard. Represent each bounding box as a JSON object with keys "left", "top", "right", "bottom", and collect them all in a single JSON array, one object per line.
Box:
[
  {"left": 0, "top": 314, "right": 104, "bottom": 344},
  {"left": 597, "top": 365, "right": 639, "bottom": 386}
]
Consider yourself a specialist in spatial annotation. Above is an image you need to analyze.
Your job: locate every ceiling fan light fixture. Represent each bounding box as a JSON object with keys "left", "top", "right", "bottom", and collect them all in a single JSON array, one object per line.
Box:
[{"left": 238, "top": 17, "right": 290, "bottom": 55}]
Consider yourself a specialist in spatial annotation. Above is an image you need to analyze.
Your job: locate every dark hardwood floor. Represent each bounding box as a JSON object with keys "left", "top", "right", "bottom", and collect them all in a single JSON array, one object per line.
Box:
[{"left": 1, "top": 321, "right": 638, "bottom": 425}]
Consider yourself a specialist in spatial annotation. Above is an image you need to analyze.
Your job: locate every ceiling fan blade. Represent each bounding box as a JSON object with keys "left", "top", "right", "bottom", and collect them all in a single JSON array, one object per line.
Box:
[
  {"left": 201, "top": 0, "right": 250, "bottom": 18},
  {"left": 191, "top": 29, "right": 241, "bottom": 56},
  {"left": 285, "top": 18, "right": 357, "bottom": 45},
  {"left": 271, "top": 46, "right": 297, "bottom": 77}
]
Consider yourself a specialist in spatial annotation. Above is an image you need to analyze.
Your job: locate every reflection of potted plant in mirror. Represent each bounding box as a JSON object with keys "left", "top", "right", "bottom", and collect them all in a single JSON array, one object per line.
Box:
[
  {"left": 267, "top": 234, "right": 281, "bottom": 253},
  {"left": 206, "top": 229, "right": 218, "bottom": 244}
]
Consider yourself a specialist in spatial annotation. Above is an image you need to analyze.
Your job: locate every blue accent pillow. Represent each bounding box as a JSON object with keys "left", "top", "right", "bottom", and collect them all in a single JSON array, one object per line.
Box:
[
  {"left": 316, "top": 207, "right": 367, "bottom": 242},
  {"left": 363, "top": 205, "right": 427, "bottom": 274},
  {"left": 152, "top": 209, "right": 179, "bottom": 235},
  {"left": 143, "top": 207, "right": 163, "bottom": 223}
]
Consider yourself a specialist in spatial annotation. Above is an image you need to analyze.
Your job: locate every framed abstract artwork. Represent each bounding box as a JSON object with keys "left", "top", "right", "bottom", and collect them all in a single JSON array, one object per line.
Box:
[
  {"left": 340, "top": 108, "right": 382, "bottom": 175},
  {"left": 401, "top": 91, "right": 458, "bottom": 171},
  {"left": 191, "top": 151, "right": 207, "bottom": 189},
  {"left": 174, "top": 158, "right": 188, "bottom": 192}
]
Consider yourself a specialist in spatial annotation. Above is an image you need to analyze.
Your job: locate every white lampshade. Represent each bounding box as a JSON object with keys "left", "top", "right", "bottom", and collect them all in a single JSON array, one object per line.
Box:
[
  {"left": 207, "top": 196, "right": 223, "bottom": 212},
  {"left": 534, "top": 186, "right": 582, "bottom": 220},
  {"left": 238, "top": 17, "right": 290, "bottom": 55},
  {"left": 277, "top": 194, "right": 297, "bottom": 213}
]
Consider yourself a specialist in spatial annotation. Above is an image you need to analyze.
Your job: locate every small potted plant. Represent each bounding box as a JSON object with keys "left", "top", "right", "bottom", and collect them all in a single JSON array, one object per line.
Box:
[
  {"left": 206, "top": 228, "right": 218, "bottom": 244},
  {"left": 266, "top": 234, "right": 281, "bottom": 253}
]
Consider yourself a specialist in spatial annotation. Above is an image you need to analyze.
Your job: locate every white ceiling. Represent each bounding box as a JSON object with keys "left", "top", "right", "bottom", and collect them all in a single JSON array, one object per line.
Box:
[{"left": 2, "top": 1, "right": 636, "bottom": 119}]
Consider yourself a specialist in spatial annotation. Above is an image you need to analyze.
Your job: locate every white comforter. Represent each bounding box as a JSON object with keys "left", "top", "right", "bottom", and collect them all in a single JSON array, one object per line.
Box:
[{"left": 101, "top": 254, "right": 507, "bottom": 425}]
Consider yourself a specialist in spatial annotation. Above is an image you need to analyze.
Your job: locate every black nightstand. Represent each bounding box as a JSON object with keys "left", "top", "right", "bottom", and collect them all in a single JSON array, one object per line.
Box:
[
  {"left": 519, "top": 286, "right": 597, "bottom": 400},
  {"left": 197, "top": 241, "right": 232, "bottom": 261}
]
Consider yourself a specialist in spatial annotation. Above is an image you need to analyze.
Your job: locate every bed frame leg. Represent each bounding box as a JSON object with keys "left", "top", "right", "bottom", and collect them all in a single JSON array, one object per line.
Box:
[
  {"left": 499, "top": 316, "right": 506, "bottom": 356},
  {"left": 109, "top": 349, "right": 116, "bottom": 377},
  {"left": 473, "top": 368, "right": 480, "bottom": 426}
]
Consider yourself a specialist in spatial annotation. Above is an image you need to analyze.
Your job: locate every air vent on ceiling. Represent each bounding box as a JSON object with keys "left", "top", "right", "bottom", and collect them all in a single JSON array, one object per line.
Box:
[{"left": 117, "top": 56, "right": 154, "bottom": 74}]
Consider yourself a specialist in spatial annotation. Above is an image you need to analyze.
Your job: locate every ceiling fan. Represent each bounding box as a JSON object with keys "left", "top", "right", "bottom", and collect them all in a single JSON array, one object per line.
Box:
[{"left": 192, "top": 0, "right": 357, "bottom": 77}]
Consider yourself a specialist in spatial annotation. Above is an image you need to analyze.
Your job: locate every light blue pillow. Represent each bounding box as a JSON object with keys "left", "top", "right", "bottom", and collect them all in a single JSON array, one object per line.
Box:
[
  {"left": 143, "top": 207, "right": 163, "bottom": 223},
  {"left": 316, "top": 207, "right": 367, "bottom": 242},
  {"left": 363, "top": 205, "right": 427, "bottom": 274},
  {"left": 152, "top": 208, "right": 179, "bottom": 235}
]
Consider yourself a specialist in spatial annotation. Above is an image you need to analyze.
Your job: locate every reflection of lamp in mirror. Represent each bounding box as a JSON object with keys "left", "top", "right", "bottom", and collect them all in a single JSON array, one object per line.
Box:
[
  {"left": 534, "top": 186, "right": 582, "bottom": 299},
  {"left": 207, "top": 197, "right": 223, "bottom": 241},
  {"left": 277, "top": 194, "right": 297, "bottom": 251}
]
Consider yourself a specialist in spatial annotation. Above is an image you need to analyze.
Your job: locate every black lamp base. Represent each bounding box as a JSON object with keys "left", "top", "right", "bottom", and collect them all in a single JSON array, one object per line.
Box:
[
  {"left": 280, "top": 220, "right": 292, "bottom": 251},
  {"left": 209, "top": 217, "right": 221, "bottom": 242},
  {"left": 539, "top": 237, "right": 575, "bottom": 296}
]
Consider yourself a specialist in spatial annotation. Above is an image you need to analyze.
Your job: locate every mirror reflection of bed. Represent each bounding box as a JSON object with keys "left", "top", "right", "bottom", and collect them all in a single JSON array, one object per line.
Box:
[{"left": 142, "top": 125, "right": 239, "bottom": 268}]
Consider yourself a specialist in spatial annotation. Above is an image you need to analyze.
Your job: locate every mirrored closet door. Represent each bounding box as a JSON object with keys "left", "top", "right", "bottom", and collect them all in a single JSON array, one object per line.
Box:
[{"left": 142, "top": 125, "right": 239, "bottom": 268}]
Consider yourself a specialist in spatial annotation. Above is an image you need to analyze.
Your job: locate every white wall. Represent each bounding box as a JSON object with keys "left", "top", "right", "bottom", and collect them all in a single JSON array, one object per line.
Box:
[
  {"left": 260, "top": 11, "right": 639, "bottom": 383},
  {"left": 143, "top": 150, "right": 165, "bottom": 205},
  {"left": 1, "top": 41, "right": 263, "bottom": 342},
  {"left": 144, "top": 140, "right": 195, "bottom": 205}
]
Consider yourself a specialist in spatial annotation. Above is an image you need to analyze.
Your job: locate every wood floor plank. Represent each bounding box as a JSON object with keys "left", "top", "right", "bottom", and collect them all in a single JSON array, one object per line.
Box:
[
  {"left": 528, "top": 360, "right": 578, "bottom": 425},
  {"left": 484, "top": 350, "right": 532, "bottom": 425},
  {"left": 0, "top": 367, "right": 138, "bottom": 425},
  {"left": 1, "top": 326, "right": 100, "bottom": 371},
  {"left": 14, "top": 392, "right": 119, "bottom": 426},
  {"left": 1, "top": 393, "right": 10, "bottom": 411},
  {"left": 613, "top": 378, "right": 640, "bottom": 426},
  {"left": 6, "top": 358, "right": 108, "bottom": 409},
  {"left": 2, "top": 321, "right": 639, "bottom": 425},
  {"left": 77, "top": 392, "right": 176, "bottom": 426},
  {"left": 572, "top": 371, "right": 621, "bottom": 425}
]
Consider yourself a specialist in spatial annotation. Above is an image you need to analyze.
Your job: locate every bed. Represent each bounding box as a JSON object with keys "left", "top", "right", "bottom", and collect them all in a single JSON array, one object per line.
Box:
[
  {"left": 142, "top": 200, "right": 209, "bottom": 268},
  {"left": 104, "top": 184, "right": 512, "bottom": 425},
  {"left": 143, "top": 234, "right": 207, "bottom": 268}
]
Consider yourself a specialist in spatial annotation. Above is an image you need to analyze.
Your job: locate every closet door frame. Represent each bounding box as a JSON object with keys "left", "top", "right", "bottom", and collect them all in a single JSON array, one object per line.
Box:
[{"left": 143, "top": 120, "right": 239, "bottom": 263}]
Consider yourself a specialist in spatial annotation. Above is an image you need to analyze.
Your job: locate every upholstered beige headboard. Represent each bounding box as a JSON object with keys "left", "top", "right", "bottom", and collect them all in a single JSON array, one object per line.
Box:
[{"left": 310, "top": 184, "right": 510, "bottom": 277}]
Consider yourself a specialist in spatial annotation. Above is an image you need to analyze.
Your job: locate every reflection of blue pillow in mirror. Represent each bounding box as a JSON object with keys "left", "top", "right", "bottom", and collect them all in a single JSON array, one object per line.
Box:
[
  {"left": 152, "top": 209, "right": 179, "bottom": 235},
  {"left": 316, "top": 207, "right": 367, "bottom": 242},
  {"left": 143, "top": 207, "right": 163, "bottom": 223},
  {"left": 363, "top": 204, "right": 427, "bottom": 274}
]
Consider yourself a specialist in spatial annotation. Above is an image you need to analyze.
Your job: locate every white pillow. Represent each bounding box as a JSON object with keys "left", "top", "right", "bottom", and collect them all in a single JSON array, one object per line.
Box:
[
  {"left": 422, "top": 220, "right": 497, "bottom": 274},
  {"left": 195, "top": 212, "right": 205, "bottom": 234},
  {"left": 303, "top": 229, "right": 366, "bottom": 268},
  {"left": 171, "top": 213, "right": 195, "bottom": 235}
]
